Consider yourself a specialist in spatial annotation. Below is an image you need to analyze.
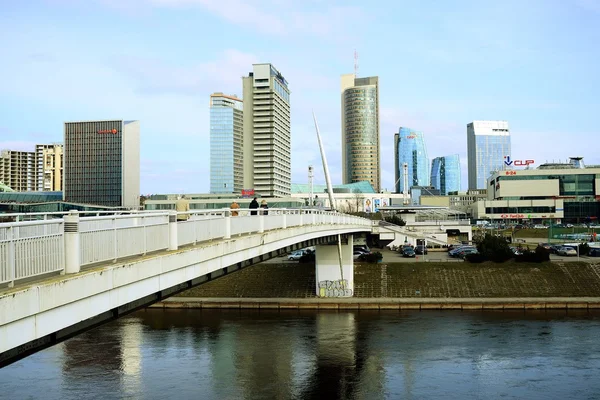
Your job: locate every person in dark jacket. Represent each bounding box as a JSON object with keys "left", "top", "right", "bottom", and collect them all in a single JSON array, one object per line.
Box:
[
  {"left": 260, "top": 199, "right": 268, "bottom": 215},
  {"left": 249, "top": 197, "right": 259, "bottom": 215}
]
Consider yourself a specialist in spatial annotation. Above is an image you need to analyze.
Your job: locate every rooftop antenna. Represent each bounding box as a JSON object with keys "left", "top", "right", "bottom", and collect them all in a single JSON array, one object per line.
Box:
[{"left": 354, "top": 50, "right": 359, "bottom": 77}]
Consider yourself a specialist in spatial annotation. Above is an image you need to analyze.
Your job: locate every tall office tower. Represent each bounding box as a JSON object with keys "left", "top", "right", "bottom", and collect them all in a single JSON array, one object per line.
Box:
[
  {"left": 242, "top": 63, "right": 291, "bottom": 197},
  {"left": 0, "top": 150, "right": 37, "bottom": 191},
  {"left": 36, "top": 144, "right": 63, "bottom": 191},
  {"left": 467, "top": 120, "right": 511, "bottom": 190},
  {"left": 210, "top": 93, "right": 244, "bottom": 194},
  {"left": 393, "top": 128, "right": 429, "bottom": 193},
  {"left": 64, "top": 120, "right": 140, "bottom": 208},
  {"left": 341, "top": 74, "right": 380, "bottom": 192},
  {"left": 430, "top": 154, "right": 461, "bottom": 195}
]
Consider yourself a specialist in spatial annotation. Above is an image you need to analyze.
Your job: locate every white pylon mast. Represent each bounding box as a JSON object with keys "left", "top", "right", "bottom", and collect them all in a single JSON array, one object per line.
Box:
[
  {"left": 308, "top": 165, "right": 314, "bottom": 207},
  {"left": 312, "top": 111, "right": 336, "bottom": 211}
]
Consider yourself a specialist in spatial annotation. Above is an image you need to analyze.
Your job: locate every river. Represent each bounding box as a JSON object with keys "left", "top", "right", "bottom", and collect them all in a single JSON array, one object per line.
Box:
[{"left": 2, "top": 309, "right": 600, "bottom": 399}]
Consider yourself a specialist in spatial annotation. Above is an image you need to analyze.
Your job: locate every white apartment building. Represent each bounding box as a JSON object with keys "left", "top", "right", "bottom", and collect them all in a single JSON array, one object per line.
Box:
[{"left": 242, "top": 63, "right": 291, "bottom": 197}]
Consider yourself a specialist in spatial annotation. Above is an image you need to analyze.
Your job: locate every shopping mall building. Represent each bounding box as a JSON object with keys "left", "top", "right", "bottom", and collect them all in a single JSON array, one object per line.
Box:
[{"left": 470, "top": 157, "right": 600, "bottom": 223}]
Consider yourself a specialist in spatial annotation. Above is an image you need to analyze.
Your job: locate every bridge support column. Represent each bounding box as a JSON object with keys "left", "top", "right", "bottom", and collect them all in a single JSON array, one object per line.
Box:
[
  {"left": 315, "top": 235, "right": 354, "bottom": 297},
  {"left": 64, "top": 210, "right": 81, "bottom": 274},
  {"left": 168, "top": 211, "right": 178, "bottom": 251}
]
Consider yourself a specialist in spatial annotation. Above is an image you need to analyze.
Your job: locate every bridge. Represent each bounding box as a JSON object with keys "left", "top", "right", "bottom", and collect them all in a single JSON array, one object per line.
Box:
[{"left": 0, "top": 208, "right": 372, "bottom": 366}]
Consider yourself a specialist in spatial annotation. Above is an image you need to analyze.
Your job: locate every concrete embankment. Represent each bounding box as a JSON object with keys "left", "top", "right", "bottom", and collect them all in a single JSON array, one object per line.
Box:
[
  {"left": 151, "top": 297, "right": 600, "bottom": 310},
  {"left": 155, "top": 260, "right": 600, "bottom": 309}
]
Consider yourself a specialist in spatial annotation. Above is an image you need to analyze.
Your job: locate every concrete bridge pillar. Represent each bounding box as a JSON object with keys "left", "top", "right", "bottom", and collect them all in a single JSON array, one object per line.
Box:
[
  {"left": 64, "top": 210, "right": 81, "bottom": 274},
  {"left": 315, "top": 235, "right": 354, "bottom": 297}
]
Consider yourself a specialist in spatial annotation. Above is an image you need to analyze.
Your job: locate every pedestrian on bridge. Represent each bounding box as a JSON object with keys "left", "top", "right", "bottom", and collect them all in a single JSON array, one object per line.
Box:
[
  {"left": 175, "top": 195, "right": 190, "bottom": 221},
  {"left": 260, "top": 200, "right": 268, "bottom": 215},
  {"left": 249, "top": 197, "right": 259, "bottom": 215},
  {"left": 230, "top": 200, "right": 240, "bottom": 217}
]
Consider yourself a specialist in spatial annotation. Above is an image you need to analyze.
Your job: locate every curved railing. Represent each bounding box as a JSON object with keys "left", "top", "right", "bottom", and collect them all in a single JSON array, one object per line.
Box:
[{"left": 0, "top": 209, "right": 371, "bottom": 287}]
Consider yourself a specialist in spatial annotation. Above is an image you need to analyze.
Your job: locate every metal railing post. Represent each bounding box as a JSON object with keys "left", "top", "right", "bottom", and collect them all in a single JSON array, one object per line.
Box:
[
  {"left": 142, "top": 215, "right": 147, "bottom": 255},
  {"left": 168, "top": 211, "right": 178, "bottom": 251},
  {"left": 64, "top": 210, "right": 81, "bottom": 274},
  {"left": 259, "top": 208, "right": 265, "bottom": 233},
  {"left": 7, "top": 226, "right": 15, "bottom": 287},
  {"left": 299, "top": 209, "right": 303, "bottom": 226},
  {"left": 224, "top": 210, "right": 231, "bottom": 239}
]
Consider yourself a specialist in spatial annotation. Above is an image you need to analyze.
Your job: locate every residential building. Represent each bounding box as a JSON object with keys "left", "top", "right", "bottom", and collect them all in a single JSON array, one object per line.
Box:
[
  {"left": 471, "top": 157, "right": 600, "bottom": 223},
  {"left": 467, "top": 120, "right": 511, "bottom": 190},
  {"left": 0, "top": 150, "right": 36, "bottom": 191},
  {"left": 341, "top": 74, "right": 380, "bottom": 192},
  {"left": 394, "top": 128, "right": 429, "bottom": 193},
  {"left": 242, "top": 63, "right": 291, "bottom": 197},
  {"left": 210, "top": 93, "right": 244, "bottom": 194},
  {"left": 64, "top": 120, "right": 140, "bottom": 209},
  {"left": 36, "top": 144, "right": 63, "bottom": 191},
  {"left": 430, "top": 154, "right": 461, "bottom": 195}
]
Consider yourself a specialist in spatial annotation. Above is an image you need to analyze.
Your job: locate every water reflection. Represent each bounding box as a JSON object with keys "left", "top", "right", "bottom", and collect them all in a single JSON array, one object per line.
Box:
[{"left": 2, "top": 309, "right": 600, "bottom": 399}]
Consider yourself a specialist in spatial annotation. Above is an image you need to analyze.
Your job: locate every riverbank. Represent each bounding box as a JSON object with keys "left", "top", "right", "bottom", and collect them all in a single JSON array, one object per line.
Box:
[
  {"left": 175, "top": 260, "right": 600, "bottom": 299},
  {"left": 152, "top": 296, "right": 600, "bottom": 310}
]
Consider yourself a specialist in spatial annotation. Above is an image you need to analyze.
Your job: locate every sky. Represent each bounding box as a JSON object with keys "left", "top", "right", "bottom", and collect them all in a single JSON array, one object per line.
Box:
[{"left": 1, "top": 0, "right": 599, "bottom": 195}]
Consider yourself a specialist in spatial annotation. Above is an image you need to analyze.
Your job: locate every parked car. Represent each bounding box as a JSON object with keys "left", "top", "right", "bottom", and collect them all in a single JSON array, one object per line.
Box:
[
  {"left": 399, "top": 245, "right": 413, "bottom": 255},
  {"left": 538, "top": 243, "right": 552, "bottom": 251},
  {"left": 403, "top": 248, "right": 416, "bottom": 258},
  {"left": 557, "top": 246, "right": 577, "bottom": 256},
  {"left": 458, "top": 248, "right": 479, "bottom": 259},
  {"left": 415, "top": 245, "right": 428, "bottom": 255},
  {"left": 549, "top": 244, "right": 563, "bottom": 254},
  {"left": 449, "top": 246, "right": 475, "bottom": 257},
  {"left": 287, "top": 251, "right": 304, "bottom": 261}
]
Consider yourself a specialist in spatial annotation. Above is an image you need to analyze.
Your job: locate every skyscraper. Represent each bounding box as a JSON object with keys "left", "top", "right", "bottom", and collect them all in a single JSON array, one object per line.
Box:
[
  {"left": 431, "top": 155, "right": 461, "bottom": 195},
  {"left": 64, "top": 120, "right": 140, "bottom": 208},
  {"left": 393, "top": 128, "right": 429, "bottom": 193},
  {"left": 467, "top": 120, "right": 511, "bottom": 190},
  {"left": 242, "top": 63, "right": 291, "bottom": 197},
  {"left": 341, "top": 74, "right": 380, "bottom": 192},
  {"left": 210, "top": 93, "right": 243, "bottom": 194}
]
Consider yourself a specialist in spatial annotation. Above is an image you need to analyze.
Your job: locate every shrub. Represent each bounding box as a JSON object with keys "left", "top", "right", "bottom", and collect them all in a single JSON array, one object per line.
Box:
[
  {"left": 358, "top": 251, "right": 383, "bottom": 263},
  {"left": 477, "top": 234, "right": 514, "bottom": 262},
  {"left": 384, "top": 214, "right": 406, "bottom": 226},
  {"left": 299, "top": 253, "right": 315, "bottom": 263},
  {"left": 465, "top": 253, "right": 486, "bottom": 263}
]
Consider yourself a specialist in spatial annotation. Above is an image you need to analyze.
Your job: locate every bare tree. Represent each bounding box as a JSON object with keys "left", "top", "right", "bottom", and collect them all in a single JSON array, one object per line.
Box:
[{"left": 352, "top": 189, "right": 364, "bottom": 213}]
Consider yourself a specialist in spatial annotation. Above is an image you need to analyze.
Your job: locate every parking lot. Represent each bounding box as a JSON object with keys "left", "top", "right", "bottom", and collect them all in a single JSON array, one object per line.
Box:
[{"left": 266, "top": 247, "right": 600, "bottom": 264}]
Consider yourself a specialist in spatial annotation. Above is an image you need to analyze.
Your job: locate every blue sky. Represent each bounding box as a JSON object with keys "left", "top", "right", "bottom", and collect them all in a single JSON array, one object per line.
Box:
[{"left": 1, "top": 0, "right": 599, "bottom": 194}]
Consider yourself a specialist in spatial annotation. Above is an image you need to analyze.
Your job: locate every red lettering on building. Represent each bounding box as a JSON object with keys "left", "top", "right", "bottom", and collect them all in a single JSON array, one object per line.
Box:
[
  {"left": 505, "top": 171, "right": 517, "bottom": 176},
  {"left": 98, "top": 129, "right": 118, "bottom": 134},
  {"left": 500, "top": 214, "right": 525, "bottom": 219}
]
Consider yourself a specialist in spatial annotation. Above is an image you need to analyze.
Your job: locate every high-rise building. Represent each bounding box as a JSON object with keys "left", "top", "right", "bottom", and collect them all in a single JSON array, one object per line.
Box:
[
  {"left": 64, "top": 120, "right": 140, "bottom": 208},
  {"left": 341, "top": 74, "right": 380, "bottom": 192},
  {"left": 393, "top": 128, "right": 429, "bottom": 193},
  {"left": 467, "top": 120, "right": 511, "bottom": 190},
  {"left": 242, "top": 63, "right": 291, "bottom": 197},
  {"left": 36, "top": 144, "right": 63, "bottom": 191},
  {"left": 0, "top": 150, "right": 37, "bottom": 191},
  {"left": 431, "top": 154, "right": 461, "bottom": 195},
  {"left": 210, "top": 93, "right": 244, "bottom": 194}
]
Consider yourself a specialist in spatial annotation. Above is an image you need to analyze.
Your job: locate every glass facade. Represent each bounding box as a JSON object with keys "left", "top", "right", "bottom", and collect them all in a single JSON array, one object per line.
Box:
[
  {"left": 467, "top": 121, "right": 511, "bottom": 190},
  {"left": 64, "top": 121, "right": 123, "bottom": 207},
  {"left": 341, "top": 75, "right": 380, "bottom": 192},
  {"left": 431, "top": 155, "right": 461, "bottom": 195},
  {"left": 394, "top": 128, "right": 429, "bottom": 193},
  {"left": 210, "top": 95, "right": 243, "bottom": 194},
  {"left": 497, "top": 173, "right": 597, "bottom": 197}
]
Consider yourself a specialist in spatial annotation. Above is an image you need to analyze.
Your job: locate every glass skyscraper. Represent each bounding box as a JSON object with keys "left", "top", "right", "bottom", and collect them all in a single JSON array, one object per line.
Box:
[
  {"left": 467, "top": 120, "right": 511, "bottom": 190},
  {"left": 394, "top": 128, "right": 429, "bottom": 193},
  {"left": 341, "top": 74, "right": 380, "bottom": 192},
  {"left": 210, "top": 93, "right": 243, "bottom": 194},
  {"left": 431, "top": 155, "right": 461, "bottom": 195}
]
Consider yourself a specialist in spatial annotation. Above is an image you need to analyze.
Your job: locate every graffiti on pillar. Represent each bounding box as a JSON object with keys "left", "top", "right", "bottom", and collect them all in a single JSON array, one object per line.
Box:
[{"left": 319, "top": 279, "right": 353, "bottom": 297}]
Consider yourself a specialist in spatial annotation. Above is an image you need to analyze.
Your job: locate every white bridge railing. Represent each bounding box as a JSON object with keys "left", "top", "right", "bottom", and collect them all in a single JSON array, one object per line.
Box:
[{"left": 0, "top": 208, "right": 371, "bottom": 287}]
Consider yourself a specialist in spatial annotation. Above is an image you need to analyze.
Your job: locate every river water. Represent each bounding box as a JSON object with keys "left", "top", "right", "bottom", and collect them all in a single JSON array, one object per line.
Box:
[{"left": 2, "top": 309, "right": 600, "bottom": 399}]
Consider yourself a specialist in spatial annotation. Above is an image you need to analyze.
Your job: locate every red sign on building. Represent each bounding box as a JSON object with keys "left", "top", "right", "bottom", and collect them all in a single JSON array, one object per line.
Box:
[
  {"left": 241, "top": 189, "right": 255, "bottom": 198},
  {"left": 98, "top": 129, "right": 118, "bottom": 134}
]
